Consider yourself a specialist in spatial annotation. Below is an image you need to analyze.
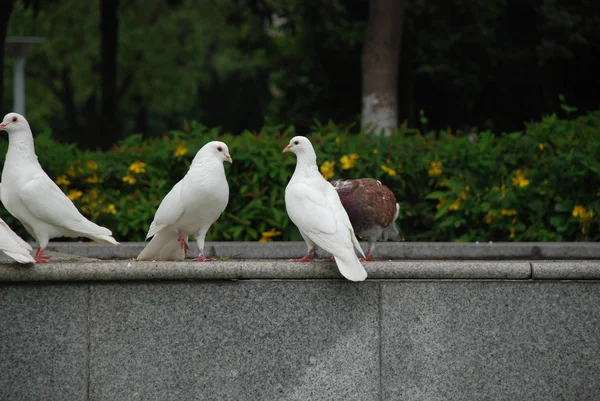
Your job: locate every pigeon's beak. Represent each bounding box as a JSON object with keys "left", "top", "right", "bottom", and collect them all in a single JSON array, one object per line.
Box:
[
  {"left": 282, "top": 145, "right": 292, "bottom": 153},
  {"left": 225, "top": 154, "right": 233, "bottom": 164},
  {"left": 0, "top": 122, "right": 7, "bottom": 130}
]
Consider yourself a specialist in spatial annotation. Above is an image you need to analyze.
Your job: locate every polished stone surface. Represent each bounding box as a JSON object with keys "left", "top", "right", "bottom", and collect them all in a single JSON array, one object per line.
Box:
[
  {"left": 381, "top": 281, "right": 600, "bottom": 401},
  {"left": 0, "top": 283, "right": 89, "bottom": 401},
  {"left": 89, "top": 281, "right": 380, "bottom": 401},
  {"left": 0, "top": 259, "right": 531, "bottom": 282}
]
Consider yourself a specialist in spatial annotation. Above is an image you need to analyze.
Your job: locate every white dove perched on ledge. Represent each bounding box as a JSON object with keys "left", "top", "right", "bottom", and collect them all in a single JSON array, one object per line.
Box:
[
  {"left": 283, "top": 136, "right": 367, "bottom": 282},
  {"left": 0, "top": 112, "right": 119, "bottom": 263},
  {"left": 137, "top": 141, "right": 231, "bottom": 261},
  {"left": 0, "top": 217, "right": 35, "bottom": 263}
]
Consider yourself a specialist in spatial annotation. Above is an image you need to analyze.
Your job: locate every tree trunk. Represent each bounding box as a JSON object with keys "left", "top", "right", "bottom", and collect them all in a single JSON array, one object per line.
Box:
[
  {"left": 99, "top": 0, "right": 119, "bottom": 149},
  {"left": 0, "top": 0, "right": 15, "bottom": 115},
  {"left": 361, "top": 0, "right": 405, "bottom": 136}
]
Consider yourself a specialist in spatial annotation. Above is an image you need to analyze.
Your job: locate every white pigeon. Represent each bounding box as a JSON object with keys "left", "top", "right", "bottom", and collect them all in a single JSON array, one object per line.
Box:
[
  {"left": 283, "top": 136, "right": 367, "bottom": 282},
  {"left": 0, "top": 217, "right": 35, "bottom": 263},
  {"left": 0, "top": 112, "right": 119, "bottom": 263},
  {"left": 137, "top": 141, "right": 231, "bottom": 261}
]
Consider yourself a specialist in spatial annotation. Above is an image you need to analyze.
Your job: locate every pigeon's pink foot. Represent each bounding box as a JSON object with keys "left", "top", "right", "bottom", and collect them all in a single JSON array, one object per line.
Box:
[
  {"left": 360, "top": 252, "right": 376, "bottom": 262},
  {"left": 178, "top": 234, "right": 190, "bottom": 255},
  {"left": 292, "top": 257, "right": 316, "bottom": 262},
  {"left": 34, "top": 248, "right": 49, "bottom": 263},
  {"left": 323, "top": 257, "right": 335, "bottom": 262},
  {"left": 291, "top": 250, "right": 315, "bottom": 262},
  {"left": 192, "top": 254, "right": 215, "bottom": 262}
]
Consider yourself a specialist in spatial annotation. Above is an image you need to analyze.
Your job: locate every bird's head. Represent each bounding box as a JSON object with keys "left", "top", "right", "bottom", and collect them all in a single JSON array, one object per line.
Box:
[
  {"left": 0, "top": 112, "right": 29, "bottom": 134},
  {"left": 205, "top": 141, "right": 232, "bottom": 164},
  {"left": 282, "top": 136, "right": 314, "bottom": 157}
]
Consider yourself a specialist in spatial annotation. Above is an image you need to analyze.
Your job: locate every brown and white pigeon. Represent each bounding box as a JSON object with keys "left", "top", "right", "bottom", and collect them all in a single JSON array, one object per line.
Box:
[
  {"left": 137, "top": 141, "right": 231, "bottom": 261},
  {"left": 283, "top": 136, "right": 367, "bottom": 282},
  {"left": 330, "top": 178, "right": 403, "bottom": 261},
  {"left": 0, "top": 112, "right": 119, "bottom": 263}
]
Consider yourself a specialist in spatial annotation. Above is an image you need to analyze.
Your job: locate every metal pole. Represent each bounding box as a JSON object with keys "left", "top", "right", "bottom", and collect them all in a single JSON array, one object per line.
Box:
[{"left": 12, "top": 56, "right": 26, "bottom": 115}]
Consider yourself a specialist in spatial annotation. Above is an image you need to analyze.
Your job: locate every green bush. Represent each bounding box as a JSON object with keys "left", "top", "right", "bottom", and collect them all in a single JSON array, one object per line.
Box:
[{"left": 0, "top": 111, "right": 598, "bottom": 243}]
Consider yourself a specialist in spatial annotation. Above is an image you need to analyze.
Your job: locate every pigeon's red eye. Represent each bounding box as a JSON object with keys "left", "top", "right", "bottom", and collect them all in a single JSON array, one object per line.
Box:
[
  {"left": 294, "top": 140, "right": 299, "bottom": 145},
  {"left": 11, "top": 116, "right": 17, "bottom": 123},
  {"left": 217, "top": 146, "right": 222, "bottom": 152}
]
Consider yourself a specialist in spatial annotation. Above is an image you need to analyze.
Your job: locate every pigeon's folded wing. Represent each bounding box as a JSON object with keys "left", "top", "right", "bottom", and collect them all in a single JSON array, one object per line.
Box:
[
  {"left": 146, "top": 180, "right": 185, "bottom": 239},
  {"left": 19, "top": 173, "right": 111, "bottom": 235},
  {"left": 287, "top": 183, "right": 350, "bottom": 255}
]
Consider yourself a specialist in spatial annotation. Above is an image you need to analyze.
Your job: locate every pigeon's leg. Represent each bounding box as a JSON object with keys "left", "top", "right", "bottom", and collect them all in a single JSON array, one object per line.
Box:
[
  {"left": 34, "top": 247, "right": 50, "bottom": 263},
  {"left": 177, "top": 232, "right": 190, "bottom": 255},
  {"left": 360, "top": 242, "right": 377, "bottom": 262},
  {"left": 192, "top": 228, "right": 215, "bottom": 261},
  {"left": 292, "top": 249, "right": 315, "bottom": 262}
]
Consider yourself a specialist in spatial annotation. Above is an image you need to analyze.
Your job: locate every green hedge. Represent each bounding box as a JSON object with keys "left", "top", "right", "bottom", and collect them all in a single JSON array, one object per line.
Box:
[{"left": 0, "top": 112, "right": 598, "bottom": 243}]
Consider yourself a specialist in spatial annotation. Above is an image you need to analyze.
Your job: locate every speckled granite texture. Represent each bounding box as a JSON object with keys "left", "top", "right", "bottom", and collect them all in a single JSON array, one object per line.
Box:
[{"left": 1, "top": 278, "right": 600, "bottom": 400}]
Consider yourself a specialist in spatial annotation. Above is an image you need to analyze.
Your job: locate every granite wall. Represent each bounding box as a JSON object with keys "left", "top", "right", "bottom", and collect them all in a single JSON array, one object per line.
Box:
[{"left": 2, "top": 279, "right": 599, "bottom": 401}]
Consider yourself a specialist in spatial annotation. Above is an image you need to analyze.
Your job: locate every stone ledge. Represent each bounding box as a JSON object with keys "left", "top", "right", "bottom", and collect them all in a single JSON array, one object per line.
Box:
[
  {"left": 0, "top": 259, "right": 536, "bottom": 282},
  {"left": 532, "top": 261, "right": 600, "bottom": 280},
  {"left": 43, "top": 241, "right": 600, "bottom": 260}
]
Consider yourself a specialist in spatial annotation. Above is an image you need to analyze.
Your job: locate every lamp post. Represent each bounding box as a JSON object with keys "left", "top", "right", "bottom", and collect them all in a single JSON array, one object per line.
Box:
[{"left": 5, "top": 36, "right": 44, "bottom": 115}]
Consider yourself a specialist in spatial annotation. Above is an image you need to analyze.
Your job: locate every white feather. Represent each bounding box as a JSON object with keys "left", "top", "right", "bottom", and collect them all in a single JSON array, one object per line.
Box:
[
  {"left": 284, "top": 136, "right": 367, "bottom": 282},
  {"left": 0, "top": 113, "right": 118, "bottom": 257},
  {"left": 137, "top": 141, "right": 230, "bottom": 261},
  {"left": 0, "top": 218, "right": 34, "bottom": 263}
]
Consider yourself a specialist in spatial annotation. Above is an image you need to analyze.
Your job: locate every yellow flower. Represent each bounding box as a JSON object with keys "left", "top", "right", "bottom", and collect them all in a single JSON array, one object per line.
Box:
[
  {"left": 500, "top": 209, "right": 517, "bottom": 216},
  {"left": 428, "top": 161, "right": 443, "bottom": 176},
  {"left": 373, "top": 149, "right": 379, "bottom": 155},
  {"left": 320, "top": 161, "right": 335, "bottom": 180},
  {"left": 539, "top": 143, "right": 544, "bottom": 151},
  {"left": 510, "top": 226, "right": 516, "bottom": 239},
  {"left": 340, "top": 153, "right": 359, "bottom": 170},
  {"left": 128, "top": 161, "right": 146, "bottom": 174},
  {"left": 335, "top": 137, "right": 341, "bottom": 144},
  {"left": 122, "top": 175, "right": 137, "bottom": 185},
  {"left": 102, "top": 204, "right": 117, "bottom": 215},
  {"left": 56, "top": 175, "right": 70, "bottom": 186},
  {"left": 485, "top": 210, "right": 494, "bottom": 224},
  {"left": 67, "top": 189, "right": 83, "bottom": 201},
  {"left": 259, "top": 228, "right": 282, "bottom": 242},
  {"left": 174, "top": 144, "right": 188, "bottom": 158},
  {"left": 449, "top": 198, "right": 461, "bottom": 211},
  {"left": 84, "top": 174, "right": 103, "bottom": 184},
  {"left": 67, "top": 162, "right": 81, "bottom": 177},
  {"left": 572, "top": 205, "right": 587, "bottom": 218},
  {"left": 436, "top": 198, "right": 446, "bottom": 210},
  {"left": 87, "top": 160, "right": 99, "bottom": 171},
  {"left": 511, "top": 170, "right": 529, "bottom": 187},
  {"left": 380, "top": 165, "right": 397, "bottom": 176}
]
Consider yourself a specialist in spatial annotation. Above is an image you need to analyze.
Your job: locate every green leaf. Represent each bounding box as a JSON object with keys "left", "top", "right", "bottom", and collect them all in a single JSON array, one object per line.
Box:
[
  {"left": 554, "top": 201, "right": 573, "bottom": 213},
  {"left": 425, "top": 191, "right": 448, "bottom": 200}
]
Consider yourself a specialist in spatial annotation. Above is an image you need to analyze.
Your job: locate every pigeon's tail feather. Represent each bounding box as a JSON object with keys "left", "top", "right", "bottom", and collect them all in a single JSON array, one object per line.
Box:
[
  {"left": 3, "top": 250, "right": 35, "bottom": 264},
  {"left": 137, "top": 230, "right": 185, "bottom": 261},
  {"left": 70, "top": 219, "right": 119, "bottom": 245},
  {"left": 88, "top": 233, "right": 119, "bottom": 246},
  {"left": 334, "top": 253, "right": 367, "bottom": 282},
  {"left": 349, "top": 227, "right": 365, "bottom": 257}
]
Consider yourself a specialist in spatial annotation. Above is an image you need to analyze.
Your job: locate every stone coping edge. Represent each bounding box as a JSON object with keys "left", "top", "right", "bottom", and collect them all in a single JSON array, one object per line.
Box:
[
  {"left": 44, "top": 241, "right": 600, "bottom": 261},
  {"left": 0, "top": 259, "right": 599, "bottom": 282}
]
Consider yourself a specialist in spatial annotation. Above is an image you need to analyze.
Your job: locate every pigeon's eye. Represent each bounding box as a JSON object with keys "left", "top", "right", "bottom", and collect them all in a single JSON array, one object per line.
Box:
[
  {"left": 294, "top": 140, "right": 299, "bottom": 145},
  {"left": 11, "top": 116, "right": 17, "bottom": 123},
  {"left": 217, "top": 146, "right": 223, "bottom": 152}
]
